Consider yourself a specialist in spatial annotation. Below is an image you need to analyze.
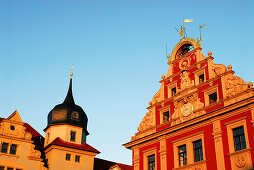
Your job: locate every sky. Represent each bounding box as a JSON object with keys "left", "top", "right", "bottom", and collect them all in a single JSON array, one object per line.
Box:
[{"left": 0, "top": 0, "right": 254, "bottom": 165}]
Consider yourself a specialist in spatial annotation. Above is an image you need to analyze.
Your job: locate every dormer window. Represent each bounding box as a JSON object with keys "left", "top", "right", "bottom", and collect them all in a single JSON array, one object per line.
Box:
[
  {"left": 1, "top": 143, "right": 8, "bottom": 153},
  {"left": 70, "top": 131, "right": 76, "bottom": 142}
]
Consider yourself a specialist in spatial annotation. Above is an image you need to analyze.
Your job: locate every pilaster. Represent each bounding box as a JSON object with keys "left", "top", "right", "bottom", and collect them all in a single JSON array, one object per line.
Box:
[
  {"left": 212, "top": 119, "right": 226, "bottom": 170},
  {"left": 133, "top": 147, "right": 140, "bottom": 170},
  {"left": 159, "top": 136, "right": 167, "bottom": 170}
]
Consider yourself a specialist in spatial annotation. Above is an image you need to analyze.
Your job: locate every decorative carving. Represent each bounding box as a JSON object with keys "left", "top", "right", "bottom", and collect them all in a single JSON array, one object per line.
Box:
[
  {"left": 180, "top": 71, "right": 194, "bottom": 90},
  {"left": 208, "top": 81, "right": 213, "bottom": 87},
  {"left": 29, "top": 145, "right": 41, "bottom": 158},
  {"left": 171, "top": 94, "right": 205, "bottom": 126},
  {"left": 138, "top": 110, "right": 153, "bottom": 132},
  {"left": 179, "top": 58, "right": 190, "bottom": 71},
  {"left": 225, "top": 75, "right": 248, "bottom": 98},
  {"left": 235, "top": 155, "right": 246, "bottom": 168},
  {"left": 209, "top": 61, "right": 227, "bottom": 78},
  {"left": 152, "top": 86, "right": 163, "bottom": 104}
]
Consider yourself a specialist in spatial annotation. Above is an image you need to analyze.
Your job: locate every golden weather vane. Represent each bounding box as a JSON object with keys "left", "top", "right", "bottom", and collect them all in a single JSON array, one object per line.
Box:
[
  {"left": 70, "top": 64, "right": 73, "bottom": 79},
  {"left": 197, "top": 24, "right": 206, "bottom": 47},
  {"left": 176, "top": 18, "right": 193, "bottom": 40}
]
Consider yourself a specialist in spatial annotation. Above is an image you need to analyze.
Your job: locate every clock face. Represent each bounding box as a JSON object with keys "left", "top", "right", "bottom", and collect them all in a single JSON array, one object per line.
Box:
[{"left": 181, "top": 103, "right": 193, "bottom": 116}]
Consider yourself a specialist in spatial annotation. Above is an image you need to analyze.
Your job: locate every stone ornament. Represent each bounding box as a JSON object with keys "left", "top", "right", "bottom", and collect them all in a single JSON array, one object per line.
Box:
[
  {"left": 138, "top": 110, "right": 153, "bottom": 132},
  {"left": 235, "top": 155, "right": 246, "bottom": 168},
  {"left": 225, "top": 75, "right": 248, "bottom": 98},
  {"left": 180, "top": 71, "right": 194, "bottom": 90}
]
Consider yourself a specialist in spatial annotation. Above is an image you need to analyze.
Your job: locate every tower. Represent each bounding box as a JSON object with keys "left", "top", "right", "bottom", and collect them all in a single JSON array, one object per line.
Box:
[{"left": 44, "top": 70, "right": 100, "bottom": 170}]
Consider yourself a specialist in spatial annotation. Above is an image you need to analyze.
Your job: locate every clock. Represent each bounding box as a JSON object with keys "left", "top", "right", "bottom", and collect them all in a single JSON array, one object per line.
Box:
[{"left": 181, "top": 103, "right": 193, "bottom": 116}]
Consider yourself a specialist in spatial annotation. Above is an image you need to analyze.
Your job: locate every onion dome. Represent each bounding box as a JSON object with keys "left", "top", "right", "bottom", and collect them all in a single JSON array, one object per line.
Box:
[{"left": 45, "top": 69, "right": 89, "bottom": 135}]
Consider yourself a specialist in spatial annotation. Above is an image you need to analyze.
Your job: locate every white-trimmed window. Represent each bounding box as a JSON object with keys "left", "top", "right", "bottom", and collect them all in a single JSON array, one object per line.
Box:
[
  {"left": 143, "top": 148, "right": 157, "bottom": 170},
  {"left": 225, "top": 117, "right": 250, "bottom": 154},
  {"left": 167, "top": 81, "right": 178, "bottom": 98},
  {"left": 159, "top": 107, "right": 170, "bottom": 124},
  {"left": 193, "top": 67, "right": 206, "bottom": 86},
  {"left": 203, "top": 85, "right": 219, "bottom": 107},
  {"left": 172, "top": 132, "right": 205, "bottom": 168}
]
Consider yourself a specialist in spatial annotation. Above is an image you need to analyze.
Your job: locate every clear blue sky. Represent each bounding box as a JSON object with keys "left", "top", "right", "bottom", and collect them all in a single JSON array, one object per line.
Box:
[{"left": 0, "top": 0, "right": 253, "bottom": 165}]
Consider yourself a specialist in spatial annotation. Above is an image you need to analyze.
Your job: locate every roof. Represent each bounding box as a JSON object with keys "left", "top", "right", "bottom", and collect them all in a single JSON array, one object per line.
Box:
[
  {"left": 44, "top": 137, "right": 100, "bottom": 153},
  {"left": 113, "top": 163, "right": 132, "bottom": 170},
  {"left": 94, "top": 158, "right": 132, "bottom": 170}
]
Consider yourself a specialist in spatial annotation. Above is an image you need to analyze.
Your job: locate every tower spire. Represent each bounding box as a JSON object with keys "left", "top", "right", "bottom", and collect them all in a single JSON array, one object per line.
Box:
[{"left": 64, "top": 65, "right": 75, "bottom": 104}]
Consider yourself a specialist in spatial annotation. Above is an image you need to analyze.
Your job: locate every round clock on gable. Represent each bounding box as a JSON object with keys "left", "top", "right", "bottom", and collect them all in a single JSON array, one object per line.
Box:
[{"left": 181, "top": 103, "right": 193, "bottom": 116}]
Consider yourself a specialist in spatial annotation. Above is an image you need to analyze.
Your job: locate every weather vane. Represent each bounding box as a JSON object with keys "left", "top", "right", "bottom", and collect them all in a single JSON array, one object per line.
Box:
[
  {"left": 176, "top": 17, "right": 193, "bottom": 40},
  {"left": 197, "top": 24, "right": 206, "bottom": 47},
  {"left": 70, "top": 64, "right": 73, "bottom": 79}
]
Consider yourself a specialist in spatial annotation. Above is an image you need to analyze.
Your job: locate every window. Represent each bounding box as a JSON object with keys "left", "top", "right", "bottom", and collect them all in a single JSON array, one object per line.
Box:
[
  {"left": 193, "top": 139, "right": 203, "bottom": 162},
  {"left": 75, "top": 155, "right": 80, "bottom": 163},
  {"left": 10, "top": 144, "right": 17, "bottom": 155},
  {"left": 66, "top": 154, "right": 71, "bottom": 161},
  {"left": 148, "top": 154, "right": 155, "bottom": 170},
  {"left": 70, "top": 131, "right": 76, "bottom": 142},
  {"left": 7, "top": 168, "right": 14, "bottom": 170},
  {"left": 233, "top": 126, "right": 246, "bottom": 151},
  {"left": 0, "top": 166, "right": 4, "bottom": 170},
  {"left": 163, "top": 111, "right": 170, "bottom": 123},
  {"left": 209, "top": 92, "right": 217, "bottom": 105},
  {"left": 199, "top": 74, "right": 204, "bottom": 84},
  {"left": 171, "top": 87, "right": 177, "bottom": 96},
  {"left": 178, "top": 145, "right": 187, "bottom": 166},
  {"left": 1, "top": 143, "right": 8, "bottom": 153}
]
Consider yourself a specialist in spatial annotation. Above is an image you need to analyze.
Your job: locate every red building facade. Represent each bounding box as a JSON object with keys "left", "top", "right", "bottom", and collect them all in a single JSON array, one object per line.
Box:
[{"left": 124, "top": 37, "right": 254, "bottom": 170}]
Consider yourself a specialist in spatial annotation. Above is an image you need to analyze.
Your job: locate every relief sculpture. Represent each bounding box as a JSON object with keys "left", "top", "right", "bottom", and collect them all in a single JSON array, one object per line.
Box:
[
  {"left": 225, "top": 75, "right": 248, "bottom": 98},
  {"left": 138, "top": 110, "right": 153, "bottom": 132}
]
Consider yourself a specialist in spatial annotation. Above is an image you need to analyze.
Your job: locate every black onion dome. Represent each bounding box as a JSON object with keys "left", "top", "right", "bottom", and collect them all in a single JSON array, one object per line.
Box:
[{"left": 45, "top": 78, "right": 89, "bottom": 135}]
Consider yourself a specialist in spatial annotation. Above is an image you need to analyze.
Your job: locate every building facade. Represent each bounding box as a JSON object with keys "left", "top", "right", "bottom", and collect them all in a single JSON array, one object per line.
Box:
[
  {"left": 0, "top": 74, "right": 132, "bottom": 170},
  {"left": 124, "top": 37, "right": 254, "bottom": 170}
]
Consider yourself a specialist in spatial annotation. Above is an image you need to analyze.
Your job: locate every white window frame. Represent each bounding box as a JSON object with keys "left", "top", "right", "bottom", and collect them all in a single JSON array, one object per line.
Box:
[
  {"left": 143, "top": 147, "right": 157, "bottom": 170},
  {"left": 225, "top": 117, "right": 250, "bottom": 154},
  {"left": 203, "top": 85, "right": 219, "bottom": 107},
  {"left": 172, "top": 132, "right": 206, "bottom": 168}
]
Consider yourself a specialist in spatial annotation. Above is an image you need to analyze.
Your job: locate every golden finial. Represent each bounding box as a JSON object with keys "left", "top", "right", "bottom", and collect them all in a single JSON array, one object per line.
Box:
[{"left": 70, "top": 64, "right": 73, "bottom": 79}]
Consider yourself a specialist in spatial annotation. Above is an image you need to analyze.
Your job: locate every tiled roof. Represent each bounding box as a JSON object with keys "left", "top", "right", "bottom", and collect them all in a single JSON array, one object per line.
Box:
[
  {"left": 93, "top": 158, "right": 132, "bottom": 170},
  {"left": 114, "top": 163, "right": 132, "bottom": 170},
  {"left": 44, "top": 137, "right": 100, "bottom": 153}
]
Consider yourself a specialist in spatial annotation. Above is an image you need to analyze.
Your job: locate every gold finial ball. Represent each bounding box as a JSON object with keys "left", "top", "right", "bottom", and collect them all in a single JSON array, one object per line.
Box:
[
  {"left": 248, "top": 82, "right": 253, "bottom": 88},
  {"left": 227, "top": 65, "right": 232, "bottom": 70},
  {"left": 161, "top": 75, "right": 165, "bottom": 79},
  {"left": 208, "top": 51, "right": 212, "bottom": 57},
  {"left": 149, "top": 101, "right": 152, "bottom": 105}
]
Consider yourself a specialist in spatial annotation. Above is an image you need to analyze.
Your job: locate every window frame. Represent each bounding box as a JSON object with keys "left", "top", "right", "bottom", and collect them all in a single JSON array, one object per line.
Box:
[
  {"left": 70, "top": 131, "right": 76, "bottom": 142},
  {"left": 159, "top": 107, "right": 170, "bottom": 124},
  {"left": 1, "top": 143, "right": 9, "bottom": 153},
  {"left": 66, "top": 153, "right": 71, "bottom": 161},
  {"left": 148, "top": 154, "right": 156, "bottom": 170},
  {"left": 167, "top": 81, "right": 178, "bottom": 98},
  {"left": 178, "top": 144, "right": 187, "bottom": 166},
  {"left": 172, "top": 132, "right": 205, "bottom": 168},
  {"left": 193, "top": 67, "right": 206, "bottom": 86},
  {"left": 10, "top": 144, "right": 17, "bottom": 155},
  {"left": 225, "top": 117, "right": 250, "bottom": 154},
  {"left": 75, "top": 155, "right": 80, "bottom": 163},
  {"left": 143, "top": 147, "right": 157, "bottom": 170},
  {"left": 203, "top": 85, "right": 219, "bottom": 107},
  {"left": 193, "top": 139, "right": 203, "bottom": 162}
]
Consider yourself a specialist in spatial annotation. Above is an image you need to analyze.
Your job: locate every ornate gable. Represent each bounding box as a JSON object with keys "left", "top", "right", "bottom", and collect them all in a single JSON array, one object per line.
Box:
[{"left": 133, "top": 37, "right": 254, "bottom": 140}]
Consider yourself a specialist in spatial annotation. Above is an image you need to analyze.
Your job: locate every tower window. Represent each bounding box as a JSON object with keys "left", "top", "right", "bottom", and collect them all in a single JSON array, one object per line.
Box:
[
  {"left": 193, "top": 139, "right": 203, "bottom": 162},
  {"left": 1, "top": 143, "right": 8, "bottom": 153},
  {"left": 171, "top": 87, "right": 176, "bottom": 96},
  {"left": 199, "top": 74, "right": 205, "bottom": 84},
  {"left": 70, "top": 131, "right": 76, "bottom": 142},
  {"left": 148, "top": 154, "right": 155, "bottom": 170},
  {"left": 209, "top": 92, "right": 217, "bottom": 105},
  {"left": 66, "top": 154, "right": 71, "bottom": 161},
  {"left": 75, "top": 155, "right": 80, "bottom": 163},
  {"left": 10, "top": 144, "right": 17, "bottom": 155},
  {"left": 233, "top": 126, "right": 246, "bottom": 151},
  {"left": 178, "top": 144, "right": 187, "bottom": 166},
  {"left": 163, "top": 111, "right": 170, "bottom": 123}
]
